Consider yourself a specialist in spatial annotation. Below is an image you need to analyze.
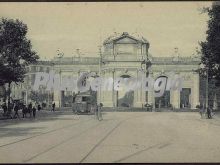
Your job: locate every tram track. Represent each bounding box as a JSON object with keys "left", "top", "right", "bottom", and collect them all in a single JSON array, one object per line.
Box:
[
  {"left": 113, "top": 142, "right": 163, "bottom": 163},
  {"left": 79, "top": 120, "right": 123, "bottom": 163},
  {"left": 2, "top": 112, "right": 182, "bottom": 163},
  {"left": 79, "top": 113, "right": 149, "bottom": 163},
  {"left": 79, "top": 112, "right": 178, "bottom": 163},
  {"left": 22, "top": 113, "right": 146, "bottom": 163},
  {"left": 23, "top": 119, "right": 104, "bottom": 163}
]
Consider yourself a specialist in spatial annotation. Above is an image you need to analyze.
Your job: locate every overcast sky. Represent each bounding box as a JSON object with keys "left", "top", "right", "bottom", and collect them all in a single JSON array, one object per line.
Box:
[{"left": 0, "top": 2, "right": 212, "bottom": 60}]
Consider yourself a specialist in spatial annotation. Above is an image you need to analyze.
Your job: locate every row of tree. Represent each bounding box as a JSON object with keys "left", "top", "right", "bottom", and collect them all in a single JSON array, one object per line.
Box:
[
  {"left": 200, "top": 2, "right": 220, "bottom": 85},
  {"left": 0, "top": 18, "right": 39, "bottom": 112},
  {"left": 200, "top": 2, "right": 220, "bottom": 108}
]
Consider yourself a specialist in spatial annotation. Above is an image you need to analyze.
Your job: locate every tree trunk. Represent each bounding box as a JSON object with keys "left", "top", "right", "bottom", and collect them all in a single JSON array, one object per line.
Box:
[{"left": 7, "top": 82, "right": 11, "bottom": 113}]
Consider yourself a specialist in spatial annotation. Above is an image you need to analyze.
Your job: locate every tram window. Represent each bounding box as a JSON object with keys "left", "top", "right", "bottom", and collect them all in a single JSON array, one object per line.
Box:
[{"left": 82, "top": 97, "right": 90, "bottom": 102}]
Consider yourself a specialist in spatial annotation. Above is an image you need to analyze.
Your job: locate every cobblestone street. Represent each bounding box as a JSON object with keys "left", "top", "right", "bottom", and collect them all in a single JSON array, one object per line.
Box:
[{"left": 0, "top": 110, "right": 220, "bottom": 163}]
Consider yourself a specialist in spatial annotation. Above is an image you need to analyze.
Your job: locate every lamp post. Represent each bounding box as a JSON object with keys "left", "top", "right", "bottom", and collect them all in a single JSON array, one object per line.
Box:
[
  {"left": 205, "top": 68, "right": 209, "bottom": 109},
  {"left": 57, "top": 49, "right": 64, "bottom": 110},
  {"left": 141, "top": 56, "right": 152, "bottom": 109},
  {"left": 98, "top": 46, "right": 102, "bottom": 105}
]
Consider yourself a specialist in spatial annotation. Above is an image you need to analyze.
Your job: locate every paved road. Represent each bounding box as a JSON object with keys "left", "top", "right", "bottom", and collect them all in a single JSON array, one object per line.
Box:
[{"left": 0, "top": 110, "right": 220, "bottom": 163}]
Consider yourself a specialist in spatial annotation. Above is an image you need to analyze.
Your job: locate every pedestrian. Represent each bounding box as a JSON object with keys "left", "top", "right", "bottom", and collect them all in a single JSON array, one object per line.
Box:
[
  {"left": 207, "top": 106, "right": 212, "bottom": 119},
  {"left": 7, "top": 103, "right": 13, "bottom": 119},
  {"left": 94, "top": 103, "right": 98, "bottom": 119},
  {"left": 32, "top": 106, "right": 36, "bottom": 118},
  {"left": 52, "top": 102, "right": 55, "bottom": 112},
  {"left": 2, "top": 102, "right": 7, "bottom": 116},
  {"left": 37, "top": 104, "right": 41, "bottom": 111},
  {"left": 28, "top": 102, "right": 33, "bottom": 117},
  {"left": 199, "top": 105, "right": 204, "bottom": 118},
  {"left": 97, "top": 103, "right": 103, "bottom": 121},
  {"left": 22, "top": 104, "right": 27, "bottom": 118},
  {"left": 210, "top": 106, "right": 215, "bottom": 117},
  {"left": 13, "top": 103, "right": 20, "bottom": 118}
]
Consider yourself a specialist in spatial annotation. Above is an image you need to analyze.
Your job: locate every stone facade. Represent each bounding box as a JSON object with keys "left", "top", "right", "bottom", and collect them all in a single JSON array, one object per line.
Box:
[
  {"left": 100, "top": 32, "right": 200, "bottom": 109},
  {"left": 11, "top": 32, "right": 201, "bottom": 109}
]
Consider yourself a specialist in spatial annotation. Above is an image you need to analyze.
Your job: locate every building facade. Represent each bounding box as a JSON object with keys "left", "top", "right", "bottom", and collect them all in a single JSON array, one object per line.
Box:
[
  {"left": 11, "top": 32, "right": 201, "bottom": 109},
  {"left": 100, "top": 32, "right": 200, "bottom": 109}
]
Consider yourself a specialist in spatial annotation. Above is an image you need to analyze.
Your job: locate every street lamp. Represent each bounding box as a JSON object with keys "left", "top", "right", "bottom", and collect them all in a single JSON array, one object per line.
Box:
[
  {"left": 57, "top": 49, "right": 64, "bottom": 110},
  {"left": 141, "top": 58, "right": 152, "bottom": 108},
  {"left": 98, "top": 46, "right": 102, "bottom": 105},
  {"left": 141, "top": 54, "right": 152, "bottom": 108}
]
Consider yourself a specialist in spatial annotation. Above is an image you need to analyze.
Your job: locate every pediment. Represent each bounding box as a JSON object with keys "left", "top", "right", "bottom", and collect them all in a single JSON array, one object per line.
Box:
[{"left": 115, "top": 36, "right": 138, "bottom": 44}]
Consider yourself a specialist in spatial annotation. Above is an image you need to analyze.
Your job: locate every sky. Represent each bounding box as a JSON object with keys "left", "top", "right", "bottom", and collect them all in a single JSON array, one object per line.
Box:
[{"left": 0, "top": 2, "right": 212, "bottom": 60}]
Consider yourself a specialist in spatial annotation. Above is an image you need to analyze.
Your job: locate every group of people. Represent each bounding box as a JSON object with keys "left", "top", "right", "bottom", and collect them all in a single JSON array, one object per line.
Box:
[
  {"left": 20, "top": 102, "right": 41, "bottom": 118},
  {"left": 1, "top": 102, "right": 42, "bottom": 119}
]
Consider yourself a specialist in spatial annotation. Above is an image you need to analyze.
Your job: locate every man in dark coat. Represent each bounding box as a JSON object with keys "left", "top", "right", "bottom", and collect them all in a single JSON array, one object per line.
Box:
[
  {"left": 32, "top": 106, "right": 36, "bottom": 118},
  {"left": 207, "top": 106, "right": 212, "bottom": 119},
  {"left": 28, "top": 102, "right": 33, "bottom": 117},
  {"left": 52, "top": 102, "right": 55, "bottom": 112},
  {"left": 2, "top": 103, "right": 7, "bottom": 115},
  {"left": 22, "top": 104, "right": 27, "bottom": 118},
  {"left": 13, "top": 103, "right": 20, "bottom": 118},
  {"left": 37, "top": 104, "right": 41, "bottom": 111}
]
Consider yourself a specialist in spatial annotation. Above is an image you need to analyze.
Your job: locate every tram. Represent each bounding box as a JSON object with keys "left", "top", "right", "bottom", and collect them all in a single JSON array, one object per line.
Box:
[{"left": 72, "top": 93, "right": 97, "bottom": 114}]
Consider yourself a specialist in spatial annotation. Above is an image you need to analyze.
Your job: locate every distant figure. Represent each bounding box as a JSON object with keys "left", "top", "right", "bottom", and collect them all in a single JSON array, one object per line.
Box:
[
  {"left": 199, "top": 105, "right": 204, "bottom": 118},
  {"left": 52, "top": 102, "right": 55, "bottom": 112},
  {"left": 73, "top": 96, "right": 76, "bottom": 103},
  {"left": 13, "top": 103, "right": 20, "bottom": 118},
  {"left": 28, "top": 102, "right": 32, "bottom": 109},
  {"left": 2, "top": 103, "right": 7, "bottom": 115},
  {"left": 37, "top": 104, "right": 41, "bottom": 111},
  {"left": 7, "top": 103, "right": 13, "bottom": 119},
  {"left": 28, "top": 102, "right": 33, "bottom": 117},
  {"left": 207, "top": 106, "right": 212, "bottom": 119},
  {"left": 32, "top": 106, "right": 36, "bottom": 118},
  {"left": 97, "top": 103, "right": 103, "bottom": 121},
  {"left": 158, "top": 100, "right": 161, "bottom": 109},
  {"left": 22, "top": 104, "right": 27, "bottom": 118}
]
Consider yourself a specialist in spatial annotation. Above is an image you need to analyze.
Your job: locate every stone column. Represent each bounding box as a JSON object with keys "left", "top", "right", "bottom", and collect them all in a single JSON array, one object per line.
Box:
[
  {"left": 191, "top": 73, "right": 200, "bottom": 109},
  {"left": 134, "top": 70, "right": 142, "bottom": 107},
  {"left": 101, "top": 70, "right": 114, "bottom": 107},
  {"left": 147, "top": 90, "right": 155, "bottom": 108},
  {"left": 53, "top": 90, "right": 60, "bottom": 108},
  {"left": 171, "top": 90, "right": 180, "bottom": 109},
  {"left": 141, "top": 73, "right": 146, "bottom": 106},
  {"left": 147, "top": 72, "right": 155, "bottom": 108},
  {"left": 112, "top": 70, "right": 116, "bottom": 107},
  {"left": 51, "top": 69, "right": 62, "bottom": 108}
]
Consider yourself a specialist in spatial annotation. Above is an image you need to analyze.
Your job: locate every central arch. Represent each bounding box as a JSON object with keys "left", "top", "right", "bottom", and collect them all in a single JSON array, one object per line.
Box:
[
  {"left": 154, "top": 75, "right": 171, "bottom": 108},
  {"left": 116, "top": 74, "right": 134, "bottom": 107}
]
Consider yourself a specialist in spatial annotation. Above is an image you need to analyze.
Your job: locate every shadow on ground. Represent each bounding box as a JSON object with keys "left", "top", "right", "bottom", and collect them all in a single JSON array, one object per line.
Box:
[
  {"left": 0, "top": 126, "right": 45, "bottom": 138},
  {"left": 0, "top": 110, "right": 76, "bottom": 126},
  {"left": 0, "top": 109, "right": 92, "bottom": 139}
]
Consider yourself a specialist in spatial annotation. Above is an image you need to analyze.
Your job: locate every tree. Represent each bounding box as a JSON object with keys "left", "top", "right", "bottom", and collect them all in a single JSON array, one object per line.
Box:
[
  {"left": 200, "top": 2, "right": 220, "bottom": 84},
  {"left": 0, "top": 18, "right": 39, "bottom": 111}
]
